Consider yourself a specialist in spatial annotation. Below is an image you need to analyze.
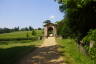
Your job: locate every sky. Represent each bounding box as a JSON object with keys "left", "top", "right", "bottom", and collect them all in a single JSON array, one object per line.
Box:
[{"left": 0, "top": 0, "right": 64, "bottom": 28}]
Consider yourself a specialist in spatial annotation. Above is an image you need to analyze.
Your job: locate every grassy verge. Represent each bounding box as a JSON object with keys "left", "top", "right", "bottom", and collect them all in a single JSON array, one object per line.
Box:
[
  {"left": 56, "top": 38, "right": 94, "bottom": 64},
  {"left": 0, "top": 40, "right": 42, "bottom": 64}
]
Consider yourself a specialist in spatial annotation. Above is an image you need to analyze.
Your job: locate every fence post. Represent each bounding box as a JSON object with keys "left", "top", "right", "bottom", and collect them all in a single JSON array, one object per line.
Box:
[{"left": 90, "top": 40, "right": 95, "bottom": 48}]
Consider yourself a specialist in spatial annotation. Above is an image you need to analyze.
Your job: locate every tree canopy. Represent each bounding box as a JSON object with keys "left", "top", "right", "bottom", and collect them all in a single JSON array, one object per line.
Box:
[{"left": 56, "top": 0, "right": 96, "bottom": 39}]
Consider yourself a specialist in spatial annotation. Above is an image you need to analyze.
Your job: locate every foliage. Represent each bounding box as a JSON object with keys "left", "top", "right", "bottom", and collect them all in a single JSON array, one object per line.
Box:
[
  {"left": 57, "top": 18, "right": 77, "bottom": 38},
  {"left": 32, "top": 30, "right": 37, "bottom": 36},
  {"left": 89, "top": 46, "right": 96, "bottom": 60},
  {"left": 56, "top": 0, "right": 96, "bottom": 40},
  {"left": 0, "top": 27, "right": 17, "bottom": 34},
  {"left": 83, "top": 29, "right": 96, "bottom": 60},
  {"left": 56, "top": 0, "right": 96, "bottom": 63},
  {"left": 0, "top": 26, "right": 35, "bottom": 34},
  {"left": 83, "top": 29, "right": 96, "bottom": 43},
  {"left": 29, "top": 26, "right": 34, "bottom": 31},
  {"left": 20, "top": 26, "right": 34, "bottom": 31},
  {"left": 38, "top": 27, "right": 42, "bottom": 30},
  {"left": 26, "top": 32, "right": 30, "bottom": 39}
]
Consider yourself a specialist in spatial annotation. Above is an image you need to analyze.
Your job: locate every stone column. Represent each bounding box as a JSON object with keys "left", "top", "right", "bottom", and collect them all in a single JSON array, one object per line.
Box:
[
  {"left": 44, "top": 26, "right": 48, "bottom": 37},
  {"left": 54, "top": 26, "right": 57, "bottom": 37},
  {"left": 52, "top": 26, "right": 57, "bottom": 37},
  {"left": 90, "top": 40, "right": 95, "bottom": 48}
]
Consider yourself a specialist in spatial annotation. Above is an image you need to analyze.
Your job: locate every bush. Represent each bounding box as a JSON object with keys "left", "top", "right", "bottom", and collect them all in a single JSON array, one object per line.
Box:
[
  {"left": 83, "top": 29, "right": 96, "bottom": 60},
  {"left": 83, "top": 29, "right": 96, "bottom": 44},
  {"left": 32, "top": 30, "right": 37, "bottom": 36}
]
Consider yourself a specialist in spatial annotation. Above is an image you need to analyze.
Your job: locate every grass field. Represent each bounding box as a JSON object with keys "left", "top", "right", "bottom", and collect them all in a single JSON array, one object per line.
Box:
[
  {"left": 0, "top": 30, "right": 43, "bottom": 39},
  {"left": 0, "top": 40, "right": 42, "bottom": 64},
  {"left": 0, "top": 30, "right": 43, "bottom": 64},
  {"left": 57, "top": 38, "right": 94, "bottom": 64},
  {"left": 0, "top": 30, "right": 43, "bottom": 41}
]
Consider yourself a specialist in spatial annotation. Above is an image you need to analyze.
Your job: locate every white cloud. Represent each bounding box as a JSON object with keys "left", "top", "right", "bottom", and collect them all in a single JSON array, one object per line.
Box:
[{"left": 49, "top": 16, "right": 56, "bottom": 20}]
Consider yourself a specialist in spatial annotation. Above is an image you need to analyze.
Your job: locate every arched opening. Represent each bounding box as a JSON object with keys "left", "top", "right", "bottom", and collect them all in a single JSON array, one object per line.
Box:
[
  {"left": 47, "top": 27, "right": 53, "bottom": 37},
  {"left": 44, "top": 23, "right": 57, "bottom": 37}
]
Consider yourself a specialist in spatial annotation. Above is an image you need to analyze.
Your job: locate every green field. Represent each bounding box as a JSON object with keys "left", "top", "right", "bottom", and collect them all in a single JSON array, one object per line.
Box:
[
  {"left": 57, "top": 38, "right": 94, "bottom": 64},
  {"left": 0, "top": 30, "right": 43, "bottom": 41},
  {"left": 0, "top": 30, "right": 43, "bottom": 64},
  {"left": 0, "top": 30, "right": 43, "bottom": 38}
]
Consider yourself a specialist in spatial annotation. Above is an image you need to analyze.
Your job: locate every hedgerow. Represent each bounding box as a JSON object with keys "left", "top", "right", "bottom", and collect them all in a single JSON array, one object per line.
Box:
[{"left": 83, "top": 29, "right": 96, "bottom": 61}]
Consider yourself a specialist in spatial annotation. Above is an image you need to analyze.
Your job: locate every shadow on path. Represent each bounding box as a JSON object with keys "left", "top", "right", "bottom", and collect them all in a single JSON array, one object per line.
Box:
[
  {"left": 18, "top": 37, "right": 65, "bottom": 64},
  {"left": 0, "top": 45, "right": 36, "bottom": 64}
]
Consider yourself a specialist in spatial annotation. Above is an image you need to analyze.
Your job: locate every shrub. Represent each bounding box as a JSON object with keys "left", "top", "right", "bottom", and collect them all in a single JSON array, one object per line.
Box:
[
  {"left": 83, "top": 29, "right": 96, "bottom": 60},
  {"left": 32, "top": 30, "right": 37, "bottom": 36}
]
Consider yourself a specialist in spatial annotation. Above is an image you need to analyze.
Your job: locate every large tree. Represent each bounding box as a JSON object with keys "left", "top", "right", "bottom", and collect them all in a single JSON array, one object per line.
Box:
[{"left": 56, "top": 0, "right": 96, "bottom": 39}]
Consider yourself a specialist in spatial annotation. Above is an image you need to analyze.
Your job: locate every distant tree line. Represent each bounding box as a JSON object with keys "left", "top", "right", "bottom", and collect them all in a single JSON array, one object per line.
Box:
[
  {"left": 20, "top": 26, "right": 34, "bottom": 31},
  {"left": 0, "top": 27, "right": 19, "bottom": 34},
  {"left": 0, "top": 26, "right": 42, "bottom": 34}
]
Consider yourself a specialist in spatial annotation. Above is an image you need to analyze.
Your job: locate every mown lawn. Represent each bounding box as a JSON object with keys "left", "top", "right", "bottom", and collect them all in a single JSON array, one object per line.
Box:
[
  {"left": 0, "top": 30, "right": 43, "bottom": 41},
  {"left": 57, "top": 38, "right": 94, "bottom": 64},
  {"left": 0, "top": 40, "right": 42, "bottom": 64},
  {"left": 0, "top": 30, "right": 43, "bottom": 39}
]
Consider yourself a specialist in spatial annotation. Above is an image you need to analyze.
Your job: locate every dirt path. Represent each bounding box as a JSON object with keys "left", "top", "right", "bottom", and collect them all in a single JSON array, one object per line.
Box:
[{"left": 18, "top": 37, "right": 65, "bottom": 64}]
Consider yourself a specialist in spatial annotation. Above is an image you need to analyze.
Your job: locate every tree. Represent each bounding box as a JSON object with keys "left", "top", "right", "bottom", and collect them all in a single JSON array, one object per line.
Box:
[
  {"left": 56, "top": 0, "right": 96, "bottom": 39},
  {"left": 29, "top": 26, "right": 34, "bottom": 30},
  {"left": 43, "top": 20, "right": 51, "bottom": 24},
  {"left": 14, "top": 27, "right": 19, "bottom": 31},
  {"left": 21, "top": 27, "right": 29, "bottom": 31},
  {"left": 38, "top": 27, "right": 42, "bottom": 30},
  {"left": 32, "top": 30, "right": 36, "bottom": 36},
  {"left": 26, "top": 32, "right": 29, "bottom": 39}
]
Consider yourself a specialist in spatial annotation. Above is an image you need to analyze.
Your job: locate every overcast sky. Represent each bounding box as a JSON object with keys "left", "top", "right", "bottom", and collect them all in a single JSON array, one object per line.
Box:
[{"left": 0, "top": 0, "right": 64, "bottom": 28}]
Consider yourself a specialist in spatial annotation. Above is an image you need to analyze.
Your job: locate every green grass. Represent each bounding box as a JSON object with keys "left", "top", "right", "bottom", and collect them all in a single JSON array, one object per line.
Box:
[
  {"left": 0, "top": 30, "right": 43, "bottom": 39},
  {"left": 0, "top": 30, "right": 43, "bottom": 41},
  {"left": 0, "top": 30, "right": 43, "bottom": 64},
  {"left": 0, "top": 40, "right": 42, "bottom": 64},
  {"left": 57, "top": 38, "right": 94, "bottom": 64}
]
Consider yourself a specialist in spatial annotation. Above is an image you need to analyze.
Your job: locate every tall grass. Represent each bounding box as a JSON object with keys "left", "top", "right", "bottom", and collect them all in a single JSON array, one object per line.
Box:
[{"left": 57, "top": 38, "right": 94, "bottom": 64}]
